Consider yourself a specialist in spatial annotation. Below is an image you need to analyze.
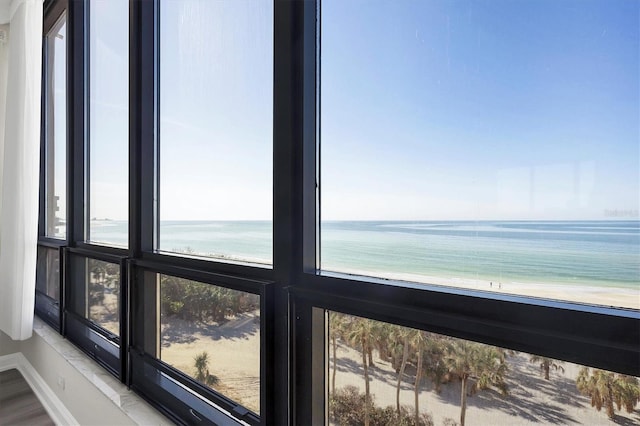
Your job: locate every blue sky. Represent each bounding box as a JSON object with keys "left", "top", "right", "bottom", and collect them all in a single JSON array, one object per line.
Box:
[
  {"left": 85, "top": 0, "right": 638, "bottom": 221},
  {"left": 321, "top": 0, "right": 639, "bottom": 220},
  {"left": 159, "top": 0, "right": 273, "bottom": 221},
  {"left": 89, "top": 0, "right": 129, "bottom": 226}
]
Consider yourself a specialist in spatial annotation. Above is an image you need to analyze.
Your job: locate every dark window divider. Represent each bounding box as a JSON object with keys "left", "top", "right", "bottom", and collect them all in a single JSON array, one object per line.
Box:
[
  {"left": 68, "top": 0, "right": 85, "bottom": 246},
  {"left": 34, "top": 290, "right": 61, "bottom": 331},
  {"left": 129, "top": 351, "right": 248, "bottom": 426},
  {"left": 37, "top": 238, "right": 66, "bottom": 249},
  {"left": 119, "top": 257, "right": 129, "bottom": 383},
  {"left": 65, "top": 245, "right": 127, "bottom": 264},
  {"left": 290, "top": 281, "right": 640, "bottom": 377},
  {"left": 140, "top": 251, "right": 274, "bottom": 282},
  {"left": 74, "top": 241, "right": 129, "bottom": 258},
  {"left": 130, "top": 258, "right": 273, "bottom": 296},
  {"left": 133, "top": 352, "right": 259, "bottom": 426},
  {"left": 65, "top": 310, "right": 121, "bottom": 377}
]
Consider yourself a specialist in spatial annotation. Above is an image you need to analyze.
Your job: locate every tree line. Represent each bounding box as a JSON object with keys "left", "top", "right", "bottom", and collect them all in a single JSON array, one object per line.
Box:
[
  {"left": 161, "top": 275, "right": 259, "bottom": 323},
  {"left": 329, "top": 312, "right": 639, "bottom": 426}
]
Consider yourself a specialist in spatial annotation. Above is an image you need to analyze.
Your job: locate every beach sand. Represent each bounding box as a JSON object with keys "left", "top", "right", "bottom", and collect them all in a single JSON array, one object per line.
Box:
[{"left": 160, "top": 311, "right": 261, "bottom": 414}]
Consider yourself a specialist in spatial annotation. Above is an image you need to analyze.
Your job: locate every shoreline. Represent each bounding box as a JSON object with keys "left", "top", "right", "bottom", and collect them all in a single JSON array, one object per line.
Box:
[{"left": 325, "top": 267, "right": 640, "bottom": 310}]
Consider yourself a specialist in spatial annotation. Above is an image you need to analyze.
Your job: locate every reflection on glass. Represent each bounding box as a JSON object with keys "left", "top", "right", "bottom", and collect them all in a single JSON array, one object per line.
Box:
[
  {"left": 87, "top": 259, "right": 120, "bottom": 336},
  {"left": 328, "top": 312, "right": 640, "bottom": 426},
  {"left": 320, "top": 0, "right": 640, "bottom": 310},
  {"left": 158, "top": 0, "right": 273, "bottom": 264},
  {"left": 44, "top": 14, "right": 67, "bottom": 239},
  {"left": 35, "top": 247, "right": 60, "bottom": 300},
  {"left": 88, "top": 0, "right": 129, "bottom": 246},
  {"left": 159, "top": 275, "right": 260, "bottom": 414}
]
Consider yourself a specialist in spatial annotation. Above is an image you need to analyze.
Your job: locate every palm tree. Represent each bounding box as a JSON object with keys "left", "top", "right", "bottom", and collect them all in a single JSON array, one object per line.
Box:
[
  {"left": 193, "top": 351, "right": 219, "bottom": 387},
  {"left": 370, "top": 320, "right": 394, "bottom": 364},
  {"left": 345, "top": 316, "right": 373, "bottom": 426},
  {"left": 411, "top": 330, "right": 429, "bottom": 425},
  {"left": 329, "top": 312, "right": 345, "bottom": 395},
  {"left": 445, "top": 341, "right": 508, "bottom": 426},
  {"left": 576, "top": 367, "right": 640, "bottom": 419},
  {"left": 394, "top": 326, "right": 411, "bottom": 414},
  {"left": 529, "top": 355, "right": 564, "bottom": 380},
  {"left": 422, "top": 334, "right": 449, "bottom": 394}
]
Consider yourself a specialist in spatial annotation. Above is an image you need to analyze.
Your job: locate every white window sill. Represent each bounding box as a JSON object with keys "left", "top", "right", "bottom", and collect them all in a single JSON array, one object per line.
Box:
[{"left": 32, "top": 317, "right": 169, "bottom": 425}]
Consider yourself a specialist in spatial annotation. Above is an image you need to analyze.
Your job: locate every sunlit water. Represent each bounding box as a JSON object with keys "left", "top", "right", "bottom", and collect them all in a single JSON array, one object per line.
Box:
[{"left": 90, "top": 220, "right": 639, "bottom": 294}]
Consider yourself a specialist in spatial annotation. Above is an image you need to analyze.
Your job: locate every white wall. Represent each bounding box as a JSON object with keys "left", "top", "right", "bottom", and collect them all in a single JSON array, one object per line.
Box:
[
  {"left": 0, "top": 329, "right": 18, "bottom": 355},
  {"left": 19, "top": 334, "right": 137, "bottom": 426}
]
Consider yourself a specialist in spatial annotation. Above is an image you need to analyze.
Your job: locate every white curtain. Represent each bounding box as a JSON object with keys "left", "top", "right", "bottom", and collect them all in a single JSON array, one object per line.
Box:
[{"left": 0, "top": 0, "right": 43, "bottom": 340}]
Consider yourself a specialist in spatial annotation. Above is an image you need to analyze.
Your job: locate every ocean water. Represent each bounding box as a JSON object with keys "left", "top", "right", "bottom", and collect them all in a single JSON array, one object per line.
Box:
[{"left": 90, "top": 220, "right": 639, "bottom": 291}]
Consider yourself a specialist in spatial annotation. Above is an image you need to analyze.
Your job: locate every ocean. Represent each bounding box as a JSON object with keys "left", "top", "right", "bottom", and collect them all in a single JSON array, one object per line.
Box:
[{"left": 90, "top": 220, "right": 639, "bottom": 296}]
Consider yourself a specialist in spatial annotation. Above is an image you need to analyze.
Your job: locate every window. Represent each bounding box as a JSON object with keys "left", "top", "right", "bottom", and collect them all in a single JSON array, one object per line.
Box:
[
  {"left": 87, "top": 0, "right": 129, "bottom": 246},
  {"left": 319, "top": 0, "right": 639, "bottom": 310},
  {"left": 35, "top": 247, "right": 60, "bottom": 301},
  {"left": 158, "top": 275, "right": 261, "bottom": 414},
  {"left": 158, "top": 0, "right": 273, "bottom": 264},
  {"left": 327, "top": 312, "right": 640, "bottom": 426},
  {"left": 36, "top": 0, "right": 639, "bottom": 425},
  {"left": 35, "top": 246, "right": 61, "bottom": 325},
  {"left": 65, "top": 251, "right": 123, "bottom": 375},
  {"left": 42, "top": 11, "right": 67, "bottom": 240},
  {"left": 36, "top": 1, "right": 68, "bottom": 330}
]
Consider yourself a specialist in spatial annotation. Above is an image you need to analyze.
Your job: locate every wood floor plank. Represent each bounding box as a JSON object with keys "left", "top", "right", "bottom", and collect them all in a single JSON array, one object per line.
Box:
[{"left": 0, "top": 369, "right": 55, "bottom": 426}]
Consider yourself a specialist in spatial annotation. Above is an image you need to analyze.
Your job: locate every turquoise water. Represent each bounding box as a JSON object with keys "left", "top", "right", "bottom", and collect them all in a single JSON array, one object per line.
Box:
[{"left": 90, "top": 220, "right": 639, "bottom": 290}]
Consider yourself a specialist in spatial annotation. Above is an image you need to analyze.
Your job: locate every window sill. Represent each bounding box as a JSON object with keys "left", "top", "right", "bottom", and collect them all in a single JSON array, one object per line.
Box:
[{"left": 32, "top": 317, "right": 168, "bottom": 425}]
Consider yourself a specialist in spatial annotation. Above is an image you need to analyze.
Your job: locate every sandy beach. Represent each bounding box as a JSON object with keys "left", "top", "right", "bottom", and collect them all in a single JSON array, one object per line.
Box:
[{"left": 160, "top": 311, "right": 261, "bottom": 414}]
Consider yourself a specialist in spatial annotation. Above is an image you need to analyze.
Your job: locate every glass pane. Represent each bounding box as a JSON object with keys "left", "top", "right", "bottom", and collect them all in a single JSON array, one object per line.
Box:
[
  {"left": 158, "top": 0, "right": 273, "bottom": 265},
  {"left": 159, "top": 274, "right": 260, "bottom": 414},
  {"left": 85, "top": 259, "right": 120, "bottom": 335},
  {"left": 320, "top": 0, "right": 640, "bottom": 310},
  {"left": 87, "top": 0, "right": 129, "bottom": 247},
  {"left": 44, "top": 15, "right": 67, "bottom": 239},
  {"left": 35, "top": 247, "right": 60, "bottom": 300},
  {"left": 328, "top": 312, "right": 640, "bottom": 426}
]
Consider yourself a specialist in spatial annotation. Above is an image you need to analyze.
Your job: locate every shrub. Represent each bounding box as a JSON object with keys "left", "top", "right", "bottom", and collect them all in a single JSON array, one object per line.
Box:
[{"left": 329, "top": 385, "right": 434, "bottom": 426}]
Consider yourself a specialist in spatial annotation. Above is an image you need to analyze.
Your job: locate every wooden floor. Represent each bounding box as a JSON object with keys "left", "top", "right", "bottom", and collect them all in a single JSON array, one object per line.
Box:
[{"left": 0, "top": 369, "right": 54, "bottom": 426}]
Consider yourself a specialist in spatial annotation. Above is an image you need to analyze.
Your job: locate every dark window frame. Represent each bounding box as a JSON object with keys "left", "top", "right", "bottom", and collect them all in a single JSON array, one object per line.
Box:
[
  {"left": 36, "top": 0, "right": 639, "bottom": 425},
  {"left": 36, "top": 0, "right": 69, "bottom": 332}
]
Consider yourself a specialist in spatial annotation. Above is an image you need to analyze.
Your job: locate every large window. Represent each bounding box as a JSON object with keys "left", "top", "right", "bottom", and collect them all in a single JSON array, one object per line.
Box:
[
  {"left": 320, "top": 0, "right": 639, "bottom": 310},
  {"left": 36, "top": 0, "right": 639, "bottom": 425},
  {"left": 158, "top": 0, "right": 273, "bottom": 264}
]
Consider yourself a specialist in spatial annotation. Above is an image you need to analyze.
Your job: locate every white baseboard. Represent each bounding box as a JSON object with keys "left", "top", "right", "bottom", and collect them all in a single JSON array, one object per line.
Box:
[{"left": 0, "top": 352, "right": 78, "bottom": 426}]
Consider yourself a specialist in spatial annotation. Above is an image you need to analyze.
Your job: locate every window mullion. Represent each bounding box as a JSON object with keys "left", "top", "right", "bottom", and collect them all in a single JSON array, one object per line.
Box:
[{"left": 68, "top": 0, "right": 84, "bottom": 246}]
